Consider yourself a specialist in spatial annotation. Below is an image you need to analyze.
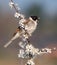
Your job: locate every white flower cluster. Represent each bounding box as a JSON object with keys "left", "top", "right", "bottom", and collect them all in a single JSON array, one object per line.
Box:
[
  {"left": 9, "top": 1, "right": 24, "bottom": 19},
  {"left": 18, "top": 18, "right": 26, "bottom": 29},
  {"left": 42, "top": 48, "right": 51, "bottom": 53},
  {"left": 18, "top": 49, "right": 25, "bottom": 58},
  {"left": 9, "top": 2, "right": 14, "bottom": 8},
  {"left": 14, "top": 12, "right": 20, "bottom": 18},
  {"left": 14, "top": 12, "right": 25, "bottom": 19},
  {"left": 19, "top": 41, "right": 26, "bottom": 48},
  {"left": 18, "top": 44, "right": 53, "bottom": 59},
  {"left": 25, "top": 59, "right": 35, "bottom": 65},
  {"left": 18, "top": 43, "right": 56, "bottom": 65},
  {"left": 25, "top": 44, "right": 39, "bottom": 56}
]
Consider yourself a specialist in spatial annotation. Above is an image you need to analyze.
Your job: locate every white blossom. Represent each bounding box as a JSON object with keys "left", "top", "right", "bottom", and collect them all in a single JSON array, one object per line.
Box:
[
  {"left": 33, "top": 48, "right": 39, "bottom": 54},
  {"left": 26, "top": 44, "right": 34, "bottom": 50},
  {"left": 37, "top": 51, "right": 47, "bottom": 55},
  {"left": 24, "top": 34, "right": 29, "bottom": 39},
  {"left": 9, "top": 2, "right": 14, "bottom": 8},
  {"left": 25, "top": 59, "right": 35, "bottom": 65},
  {"left": 18, "top": 19, "right": 26, "bottom": 29},
  {"left": 25, "top": 44, "right": 39, "bottom": 56},
  {"left": 14, "top": 13, "right": 24, "bottom": 19},
  {"left": 44, "top": 48, "right": 52, "bottom": 53},
  {"left": 19, "top": 41, "right": 26, "bottom": 48},
  {"left": 25, "top": 44, "right": 34, "bottom": 53},
  {"left": 37, "top": 48, "right": 52, "bottom": 55},
  {"left": 14, "top": 12, "right": 20, "bottom": 18},
  {"left": 18, "top": 49, "right": 25, "bottom": 58}
]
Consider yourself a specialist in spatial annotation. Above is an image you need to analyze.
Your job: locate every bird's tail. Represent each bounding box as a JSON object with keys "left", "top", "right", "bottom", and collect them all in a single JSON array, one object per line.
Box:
[
  {"left": 4, "top": 32, "right": 20, "bottom": 48},
  {"left": 4, "top": 39, "right": 13, "bottom": 48}
]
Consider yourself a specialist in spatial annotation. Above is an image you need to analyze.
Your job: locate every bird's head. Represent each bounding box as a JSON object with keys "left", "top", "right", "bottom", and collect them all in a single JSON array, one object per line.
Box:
[{"left": 29, "top": 16, "right": 40, "bottom": 22}]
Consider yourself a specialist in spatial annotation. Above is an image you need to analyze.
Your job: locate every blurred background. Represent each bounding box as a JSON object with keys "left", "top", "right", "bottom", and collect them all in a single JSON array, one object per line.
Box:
[{"left": 0, "top": 0, "right": 57, "bottom": 65}]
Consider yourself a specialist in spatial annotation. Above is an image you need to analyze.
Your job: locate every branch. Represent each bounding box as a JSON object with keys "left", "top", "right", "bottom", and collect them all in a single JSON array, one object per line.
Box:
[
  {"left": 10, "top": 0, "right": 19, "bottom": 13},
  {"left": 9, "top": 0, "right": 25, "bottom": 19}
]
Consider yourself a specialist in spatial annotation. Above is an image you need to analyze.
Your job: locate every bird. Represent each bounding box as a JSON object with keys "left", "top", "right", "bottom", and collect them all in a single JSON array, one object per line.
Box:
[{"left": 4, "top": 16, "right": 39, "bottom": 48}]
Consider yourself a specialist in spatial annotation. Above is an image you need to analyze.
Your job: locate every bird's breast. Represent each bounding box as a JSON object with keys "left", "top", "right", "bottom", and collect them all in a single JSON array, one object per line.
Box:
[{"left": 25, "top": 21, "right": 37, "bottom": 34}]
